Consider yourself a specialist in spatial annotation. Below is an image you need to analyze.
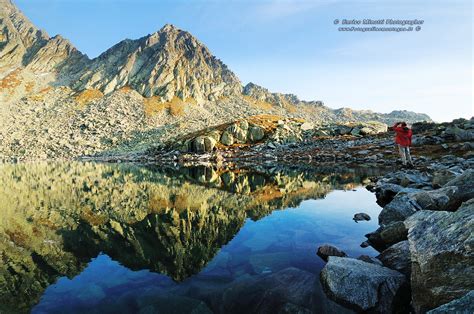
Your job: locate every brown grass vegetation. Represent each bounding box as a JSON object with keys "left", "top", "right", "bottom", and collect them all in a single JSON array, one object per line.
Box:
[
  {"left": 80, "top": 208, "right": 108, "bottom": 226},
  {"left": 28, "top": 86, "right": 53, "bottom": 101},
  {"left": 75, "top": 89, "right": 104, "bottom": 108},
  {"left": 5, "top": 227, "right": 29, "bottom": 247},
  {"left": 144, "top": 96, "right": 194, "bottom": 117},
  {"left": 243, "top": 95, "right": 274, "bottom": 111},
  {"left": 0, "top": 69, "right": 21, "bottom": 92},
  {"left": 25, "top": 81, "right": 35, "bottom": 93},
  {"left": 118, "top": 86, "right": 133, "bottom": 93},
  {"left": 282, "top": 101, "right": 298, "bottom": 113}
]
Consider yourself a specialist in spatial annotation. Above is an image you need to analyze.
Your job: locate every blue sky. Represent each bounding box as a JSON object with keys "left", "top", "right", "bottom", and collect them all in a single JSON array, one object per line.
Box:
[{"left": 15, "top": 0, "right": 473, "bottom": 122}]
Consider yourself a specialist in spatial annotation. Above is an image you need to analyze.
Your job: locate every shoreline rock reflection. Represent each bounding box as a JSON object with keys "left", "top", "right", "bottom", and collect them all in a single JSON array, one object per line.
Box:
[{"left": 0, "top": 162, "right": 383, "bottom": 312}]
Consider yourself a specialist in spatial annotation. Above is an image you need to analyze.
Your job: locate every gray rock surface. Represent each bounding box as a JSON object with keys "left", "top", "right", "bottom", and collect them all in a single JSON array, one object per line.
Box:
[
  {"left": 431, "top": 169, "right": 457, "bottom": 188},
  {"left": 404, "top": 199, "right": 474, "bottom": 313},
  {"left": 379, "top": 193, "right": 421, "bottom": 226},
  {"left": 427, "top": 291, "right": 474, "bottom": 314},
  {"left": 365, "top": 221, "right": 408, "bottom": 252},
  {"left": 357, "top": 255, "right": 383, "bottom": 266},
  {"left": 377, "top": 240, "right": 411, "bottom": 277},
  {"left": 320, "top": 256, "right": 407, "bottom": 313},
  {"left": 414, "top": 185, "right": 473, "bottom": 211}
]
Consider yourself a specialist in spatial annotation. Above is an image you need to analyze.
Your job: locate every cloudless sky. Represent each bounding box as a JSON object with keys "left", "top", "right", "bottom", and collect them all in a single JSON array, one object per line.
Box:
[{"left": 14, "top": 0, "right": 473, "bottom": 122}]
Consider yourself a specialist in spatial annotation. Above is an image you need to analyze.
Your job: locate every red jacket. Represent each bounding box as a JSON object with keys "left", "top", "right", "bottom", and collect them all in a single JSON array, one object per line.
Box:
[{"left": 393, "top": 124, "right": 412, "bottom": 147}]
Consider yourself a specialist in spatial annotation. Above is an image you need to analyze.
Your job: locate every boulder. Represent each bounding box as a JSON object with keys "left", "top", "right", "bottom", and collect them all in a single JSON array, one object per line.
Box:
[
  {"left": 192, "top": 136, "right": 216, "bottom": 153},
  {"left": 317, "top": 245, "right": 347, "bottom": 262},
  {"left": 335, "top": 125, "right": 352, "bottom": 135},
  {"left": 413, "top": 185, "right": 473, "bottom": 211},
  {"left": 192, "top": 136, "right": 206, "bottom": 153},
  {"left": 359, "top": 127, "right": 372, "bottom": 135},
  {"left": 444, "top": 169, "right": 474, "bottom": 188},
  {"left": 431, "top": 170, "right": 457, "bottom": 188},
  {"left": 300, "top": 122, "right": 314, "bottom": 131},
  {"left": 377, "top": 240, "right": 411, "bottom": 277},
  {"left": 350, "top": 127, "right": 361, "bottom": 136},
  {"left": 238, "top": 119, "right": 249, "bottom": 130},
  {"left": 204, "top": 137, "right": 217, "bottom": 152},
  {"left": 379, "top": 221, "right": 408, "bottom": 246},
  {"left": 404, "top": 199, "right": 474, "bottom": 313},
  {"left": 379, "top": 193, "right": 421, "bottom": 226},
  {"left": 366, "top": 221, "right": 408, "bottom": 251},
  {"left": 248, "top": 125, "right": 265, "bottom": 142},
  {"left": 444, "top": 126, "right": 474, "bottom": 141},
  {"left": 320, "top": 257, "right": 408, "bottom": 313},
  {"left": 427, "top": 291, "right": 474, "bottom": 314},
  {"left": 375, "top": 183, "right": 404, "bottom": 206},
  {"left": 226, "top": 123, "right": 247, "bottom": 143},
  {"left": 220, "top": 131, "right": 234, "bottom": 146}
]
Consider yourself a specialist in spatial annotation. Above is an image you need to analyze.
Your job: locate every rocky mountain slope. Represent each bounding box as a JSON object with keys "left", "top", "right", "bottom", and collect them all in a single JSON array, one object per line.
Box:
[
  {"left": 72, "top": 24, "right": 242, "bottom": 102},
  {"left": 0, "top": 0, "right": 431, "bottom": 161}
]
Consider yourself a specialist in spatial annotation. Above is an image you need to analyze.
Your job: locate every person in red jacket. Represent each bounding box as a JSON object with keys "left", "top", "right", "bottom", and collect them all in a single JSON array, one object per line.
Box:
[{"left": 392, "top": 122, "right": 414, "bottom": 167}]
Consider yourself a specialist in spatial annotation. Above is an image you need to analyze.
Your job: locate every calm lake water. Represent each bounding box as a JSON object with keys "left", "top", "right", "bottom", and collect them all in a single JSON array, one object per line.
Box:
[{"left": 0, "top": 162, "right": 384, "bottom": 313}]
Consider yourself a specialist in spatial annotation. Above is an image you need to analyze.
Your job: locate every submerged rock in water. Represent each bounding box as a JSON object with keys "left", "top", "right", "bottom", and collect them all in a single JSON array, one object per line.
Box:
[
  {"left": 210, "top": 267, "right": 317, "bottom": 313},
  {"left": 353, "top": 212, "right": 371, "bottom": 222},
  {"left": 427, "top": 291, "right": 474, "bottom": 314},
  {"left": 320, "top": 256, "right": 408, "bottom": 313},
  {"left": 404, "top": 199, "right": 474, "bottom": 313},
  {"left": 317, "top": 245, "right": 347, "bottom": 262}
]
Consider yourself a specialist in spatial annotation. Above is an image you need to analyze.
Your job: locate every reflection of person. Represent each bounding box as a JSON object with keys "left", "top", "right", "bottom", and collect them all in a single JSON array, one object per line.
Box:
[{"left": 392, "top": 122, "right": 414, "bottom": 167}]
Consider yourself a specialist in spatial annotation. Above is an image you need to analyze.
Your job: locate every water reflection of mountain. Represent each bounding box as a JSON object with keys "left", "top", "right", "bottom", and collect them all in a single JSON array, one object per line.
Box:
[{"left": 0, "top": 162, "right": 381, "bottom": 312}]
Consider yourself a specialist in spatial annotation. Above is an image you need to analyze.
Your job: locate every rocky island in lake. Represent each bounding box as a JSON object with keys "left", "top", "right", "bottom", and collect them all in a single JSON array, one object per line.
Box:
[{"left": 0, "top": 0, "right": 472, "bottom": 313}]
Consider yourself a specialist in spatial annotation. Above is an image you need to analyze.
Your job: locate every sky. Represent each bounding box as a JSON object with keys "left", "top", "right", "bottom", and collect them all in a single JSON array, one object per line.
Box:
[{"left": 14, "top": 0, "right": 473, "bottom": 122}]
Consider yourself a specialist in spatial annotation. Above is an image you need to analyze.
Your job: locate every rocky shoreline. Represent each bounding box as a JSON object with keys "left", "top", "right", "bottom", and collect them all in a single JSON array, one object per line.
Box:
[{"left": 310, "top": 120, "right": 473, "bottom": 312}]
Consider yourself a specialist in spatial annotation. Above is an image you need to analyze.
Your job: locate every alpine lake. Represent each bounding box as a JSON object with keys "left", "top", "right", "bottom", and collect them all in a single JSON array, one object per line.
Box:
[{"left": 0, "top": 162, "right": 387, "bottom": 313}]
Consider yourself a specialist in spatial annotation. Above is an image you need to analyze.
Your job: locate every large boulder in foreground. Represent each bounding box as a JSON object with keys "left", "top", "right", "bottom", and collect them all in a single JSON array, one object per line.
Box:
[
  {"left": 427, "top": 290, "right": 474, "bottom": 314},
  {"left": 404, "top": 199, "right": 474, "bottom": 313},
  {"left": 320, "top": 256, "right": 407, "bottom": 313}
]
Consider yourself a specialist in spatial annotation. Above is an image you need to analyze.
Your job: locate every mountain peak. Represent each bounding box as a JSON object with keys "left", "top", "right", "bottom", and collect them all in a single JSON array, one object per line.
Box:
[
  {"left": 73, "top": 24, "right": 241, "bottom": 101},
  {"left": 0, "top": 0, "right": 85, "bottom": 74},
  {"left": 160, "top": 23, "right": 179, "bottom": 32}
]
